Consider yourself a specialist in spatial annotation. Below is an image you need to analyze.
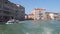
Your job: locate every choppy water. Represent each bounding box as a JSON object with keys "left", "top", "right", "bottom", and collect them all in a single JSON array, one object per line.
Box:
[{"left": 0, "top": 20, "right": 60, "bottom": 34}]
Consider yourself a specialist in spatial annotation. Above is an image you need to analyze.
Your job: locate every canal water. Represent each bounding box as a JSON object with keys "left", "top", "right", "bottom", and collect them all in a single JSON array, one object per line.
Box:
[{"left": 0, "top": 20, "right": 60, "bottom": 34}]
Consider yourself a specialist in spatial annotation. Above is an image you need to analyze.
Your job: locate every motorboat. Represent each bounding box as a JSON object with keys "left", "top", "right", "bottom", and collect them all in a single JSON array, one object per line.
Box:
[{"left": 6, "top": 19, "right": 19, "bottom": 24}]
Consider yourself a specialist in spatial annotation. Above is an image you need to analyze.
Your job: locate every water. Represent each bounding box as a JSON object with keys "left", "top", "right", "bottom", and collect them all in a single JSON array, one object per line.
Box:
[{"left": 0, "top": 20, "right": 60, "bottom": 34}]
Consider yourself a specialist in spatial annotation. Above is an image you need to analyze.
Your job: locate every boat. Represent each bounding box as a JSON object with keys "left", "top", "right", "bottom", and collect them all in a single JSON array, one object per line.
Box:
[{"left": 6, "top": 19, "right": 19, "bottom": 24}]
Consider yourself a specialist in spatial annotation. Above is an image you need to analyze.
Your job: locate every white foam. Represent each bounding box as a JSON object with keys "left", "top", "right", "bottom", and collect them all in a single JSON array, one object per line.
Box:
[{"left": 26, "top": 32, "right": 29, "bottom": 34}]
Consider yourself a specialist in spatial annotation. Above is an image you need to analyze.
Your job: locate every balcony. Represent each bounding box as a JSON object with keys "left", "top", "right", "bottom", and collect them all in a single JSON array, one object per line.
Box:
[
  {"left": 0, "top": 13, "right": 7, "bottom": 16},
  {"left": 0, "top": 6, "right": 15, "bottom": 13},
  {"left": 0, "top": 11, "right": 14, "bottom": 16},
  {"left": 3, "top": 6, "right": 9, "bottom": 10},
  {"left": 0, "top": 5, "right": 2, "bottom": 10},
  {"left": 0, "top": 6, "right": 9, "bottom": 11}
]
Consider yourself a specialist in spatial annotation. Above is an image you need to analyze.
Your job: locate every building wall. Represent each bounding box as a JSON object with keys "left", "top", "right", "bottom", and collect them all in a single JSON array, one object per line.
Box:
[
  {"left": 53, "top": 13, "right": 60, "bottom": 20},
  {"left": 25, "top": 14, "right": 34, "bottom": 20},
  {"left": 25, "top": 8, "right": 60, "bottom": 20},
  {"left": 45, "top": 12, "right": 60, "bottom": 20},
  {"left": 32, "top": 8, "right": 46, "bottom": 20},
  {"left": 15, "top": 5, "right": 25, "bottom": 20},
  {"left": 0, "top": 0, "right": 25, "bottom": 21}
]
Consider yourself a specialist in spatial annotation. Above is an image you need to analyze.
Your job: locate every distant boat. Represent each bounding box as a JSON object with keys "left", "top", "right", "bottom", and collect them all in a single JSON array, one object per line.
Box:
[{"left": 6, "top": 19, "right": 19, "bottom": 24}]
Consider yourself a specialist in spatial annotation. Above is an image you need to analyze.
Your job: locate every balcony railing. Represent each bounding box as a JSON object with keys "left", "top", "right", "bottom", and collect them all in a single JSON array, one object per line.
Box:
[{"left": 0, "top": 6, "right": 9, "bottom": 10}]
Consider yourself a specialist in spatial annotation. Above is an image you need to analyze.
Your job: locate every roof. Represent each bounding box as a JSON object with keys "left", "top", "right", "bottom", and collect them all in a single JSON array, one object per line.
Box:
[{"left": 34, "top": 8, "right": 46, "bottom": 10}]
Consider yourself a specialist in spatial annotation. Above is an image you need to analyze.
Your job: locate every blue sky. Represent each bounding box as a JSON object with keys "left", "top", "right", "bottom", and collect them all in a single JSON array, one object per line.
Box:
[{"left": 9, "top": 0, "right": 60, "bottom": 14}]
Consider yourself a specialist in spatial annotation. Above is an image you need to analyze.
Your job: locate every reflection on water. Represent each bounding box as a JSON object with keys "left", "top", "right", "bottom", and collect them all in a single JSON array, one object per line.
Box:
[{"left": 0, "top": 20, "right": 60, "bottom": 34}]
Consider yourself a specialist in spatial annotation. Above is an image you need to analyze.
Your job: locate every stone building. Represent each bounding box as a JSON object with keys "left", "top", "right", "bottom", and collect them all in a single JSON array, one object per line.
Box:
[
  {"left": 25, "top": 8, "right": 60, "bottom": 20},
  {"left": 0, "top": 0, "right": 25, "bottom": 22},
  {"left": 25, "top": 14, "right": 34, "bottom": 20},
  {"left": 45, "top": 12, "right": 54, "bottom": 20},
  {"left": 53, "top": 13, "right": 60, "bottom": 20},
  {"left": 32, "top": 8, "right": 46, "bottom": 20},
  {"left": 45, "top": 12, "right": 60, "bottom": 20}
]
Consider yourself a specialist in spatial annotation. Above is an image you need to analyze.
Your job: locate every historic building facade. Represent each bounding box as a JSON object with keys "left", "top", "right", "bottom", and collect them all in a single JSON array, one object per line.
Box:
[
  {"left": 0, "top": 0, "right": 25, "bottom": 21},
  {"left": 25, "top": 8, "right": 60, "bottom": 20},
  {"left": 32, "top": 8, "right": 46, "bottom": 20},
  {"left": 45, "top": 12, "right": 60, "bottom": 20},
  {"left": 25, "top": 14, "right": 34, "bottom": 20}
]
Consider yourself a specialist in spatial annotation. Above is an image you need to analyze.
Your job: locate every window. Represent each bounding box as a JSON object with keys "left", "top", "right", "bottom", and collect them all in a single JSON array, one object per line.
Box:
[
  {"left": 3, "top": 0, "right": 8, "bottom": 4},
  {"left": 0, "top": 5, "right": 1, "bottom": 8},
  {"left": 3, "top": 6, "right": 9, "bottom": 10},
  {"left": 5, "top": 2, "right": 8, "bottom": 4},
  {"left": 3, "top": 11, "right": 10, "bottom": 14}
]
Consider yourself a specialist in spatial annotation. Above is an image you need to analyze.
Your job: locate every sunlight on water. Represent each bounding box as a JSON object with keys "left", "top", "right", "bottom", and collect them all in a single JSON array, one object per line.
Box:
[
  {"left": 0, "top": 20, "right": 60, "bottom": 34},
  {"left": 42, "top": 27, "right": 54, "bottom": 34}
]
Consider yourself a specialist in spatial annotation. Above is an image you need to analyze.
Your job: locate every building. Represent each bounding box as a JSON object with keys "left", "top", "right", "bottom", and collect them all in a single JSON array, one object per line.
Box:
[
  {"left": 25, "top": 8, "right": 60, "bottom": 20},
  {"left": 53, "top": 13, "right": 60, "bottom": 20},
  {"left": 45, "top": 12, "right": 60, "bottom": 20},
  {"left": 32, "top": 8, "right": 46, "bottom": 20},
  {"left": 0, "top": 0, "right": 25, "bottom": 22},
  {"left": 26, "top": 8, "right": 60, "bottom": 20},
  {"left": 25, "top": 14, "right": 34, "bottom": 20},
  {"left": 15, "top": 4, "right": 25, "bottom": 20},
  {"left": 45, "top": 12, "right": 54, "bottom": 20}
]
